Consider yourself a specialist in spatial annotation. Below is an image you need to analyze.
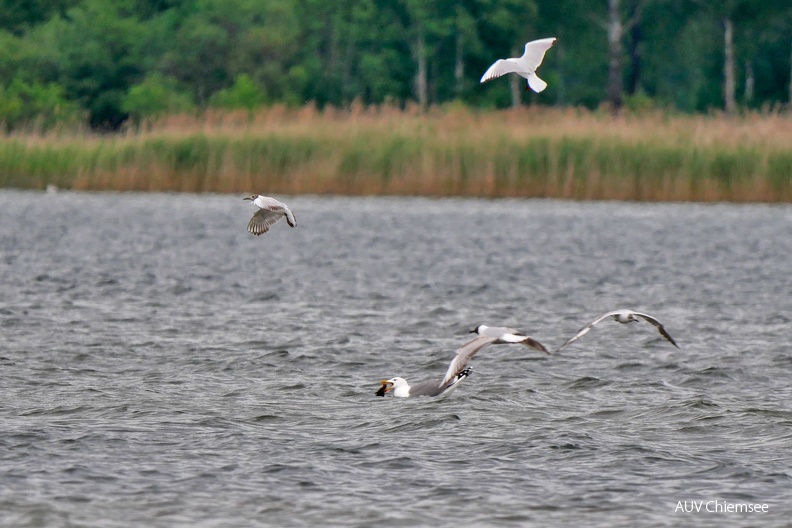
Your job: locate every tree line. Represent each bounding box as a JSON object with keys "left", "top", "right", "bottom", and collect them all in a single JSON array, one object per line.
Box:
[{"left": 0, "top": 0, "right": 790, "bottom": 130}]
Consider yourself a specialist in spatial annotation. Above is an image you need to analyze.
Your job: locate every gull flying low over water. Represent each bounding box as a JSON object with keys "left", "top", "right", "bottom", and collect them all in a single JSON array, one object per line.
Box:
[
  {"left": 470, "top": 324, "right": 550, "bottom": 355},
  {"left": 555, "top": 309, "right": 679, "bottom": 353},
  {"left": 376, "top": 336, "right": 498, "bottom": 398},
  {"left": 480, "top": 37, "right": 557, "bottom": 93},
  {"left": 243, "top": 194, "right": 296, "bottom": 236}
]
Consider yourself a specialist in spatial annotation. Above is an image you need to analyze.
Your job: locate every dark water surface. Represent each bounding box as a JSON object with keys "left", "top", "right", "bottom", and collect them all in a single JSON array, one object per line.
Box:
[{"left": 1, "top": 191, "right": 791, "bottom": 527}]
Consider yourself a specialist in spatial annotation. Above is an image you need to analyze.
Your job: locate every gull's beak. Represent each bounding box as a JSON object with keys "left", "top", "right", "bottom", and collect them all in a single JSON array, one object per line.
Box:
[
  {"left": 469, "top": 328, "right": 476, "bottom": 334},
  {"left": 243, "top": 197, "right": 253, "bottom": 201},
  {"left": 375, "top": 379, "right": 393, "bottom": 397}
]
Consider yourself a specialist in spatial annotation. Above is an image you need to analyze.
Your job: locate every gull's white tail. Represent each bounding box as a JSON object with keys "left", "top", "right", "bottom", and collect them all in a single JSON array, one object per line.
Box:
[{"left": 527, "top": 73, "right": 547, "bottom": 93}]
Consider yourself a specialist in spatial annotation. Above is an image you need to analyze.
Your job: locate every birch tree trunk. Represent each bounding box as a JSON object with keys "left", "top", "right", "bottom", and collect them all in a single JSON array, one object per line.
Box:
[
  {"left": 454, "top": 31, "right": 464, "bottom": 97},
  {"left": 414, "top": 30, "right": 428, "bottom": 110},
  {"left": 510, "top": 46, "right": 521, "bottom": 108},
  {"left": 723, "top": 17, "right": 736, "bottom": 114},
  {"left": 625, "top": 2, "right": 642, "bottom": 96},
  {"left": 607, "top": 0, "right": 623, "bottom": 112},
  {"left": 744, "top": 60, "right": 754, "bottom": 104}
]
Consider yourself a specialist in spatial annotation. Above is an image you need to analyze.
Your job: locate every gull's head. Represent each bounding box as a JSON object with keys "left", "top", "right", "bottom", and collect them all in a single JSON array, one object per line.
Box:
[
  {"left": 243, "top": 194, "right": 258, "bottom": 201},
  {"left": 614, "top": 310, "right": 638, "bottom": 323},
  {"left": 378, "top": 377, "right": 407, "bottom": 393},
  {"left": 470, "top": 324, "right": 486, "bottom": 334}
]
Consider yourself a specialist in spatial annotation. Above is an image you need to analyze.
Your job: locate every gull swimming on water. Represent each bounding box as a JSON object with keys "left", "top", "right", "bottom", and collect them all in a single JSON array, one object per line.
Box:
[
  {"left": 555, "top": 309, "right": 679, "bottom": 353},
  {"left": 480, "top": 37, "right": 557, "bottom": 92},
  {"left": 376, "top": 336, "right": 498, "bottom": 398},
  {"left": 470, "top": 324, "right": 550, "bottom": 355},
  {"left": 243, "top": 195, "right": 296, "bottom": 235}
]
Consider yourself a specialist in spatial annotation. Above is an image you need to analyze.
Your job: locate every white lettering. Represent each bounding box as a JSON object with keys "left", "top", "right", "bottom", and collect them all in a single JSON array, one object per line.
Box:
[{"left": 676, "top": 499, "right": 769, "bottom": 513}]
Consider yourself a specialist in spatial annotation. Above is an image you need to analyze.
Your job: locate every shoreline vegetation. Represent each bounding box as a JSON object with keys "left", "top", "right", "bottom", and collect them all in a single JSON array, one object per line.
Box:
[{"left": 1, "top": 105, "right": 791, "bottom": 202}]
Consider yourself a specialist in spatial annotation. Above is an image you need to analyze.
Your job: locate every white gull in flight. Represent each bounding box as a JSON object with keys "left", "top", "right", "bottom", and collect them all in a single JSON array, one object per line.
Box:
[
  {"left": 555, "top": 309, "right": 679, "bottom": 353},
  {"left": 480, "top": 37, "right": 557, "bottom": 93},
  {"left": 243, "top": 194, "right": 296, "bottom": 235},
  {"left": 470, "top": 324, "right": 550, "bottom": 355},
  {"left": 376, "top": 336, "right": 498, "bottom": 398}
]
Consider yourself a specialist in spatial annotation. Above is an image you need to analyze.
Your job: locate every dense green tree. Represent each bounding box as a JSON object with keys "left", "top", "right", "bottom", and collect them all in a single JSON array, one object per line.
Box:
[
  {"left": 122, "top": 73, "right": 194, "bottom": 122},
  {"left": 0, "top": 77, "right": 80, "bottom": 130},
  {"left": 0, "top": 0, "right": 78, "bottom": 35},
  {"left": 49, "top": 1, "right": 149, "bottom": 128},
  {"left": 0, "top": 0, "right": 790, "bottom": 130},
  {"left": 209, "top": 73, "right": 267, "bottom": 110},
  {"left": 536, "top": 0, "right": 606, "bottom": 107}
]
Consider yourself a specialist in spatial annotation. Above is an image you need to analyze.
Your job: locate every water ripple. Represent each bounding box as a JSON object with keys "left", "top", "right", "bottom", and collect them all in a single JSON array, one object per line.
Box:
[{"left": 2, "top": 192, "right": 791, "bottom": 526}]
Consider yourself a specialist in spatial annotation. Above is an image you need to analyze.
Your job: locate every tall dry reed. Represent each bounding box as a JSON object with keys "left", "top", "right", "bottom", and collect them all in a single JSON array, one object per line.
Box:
[{"left": 1, "top": 105, "right": 790, "bottom": 202}]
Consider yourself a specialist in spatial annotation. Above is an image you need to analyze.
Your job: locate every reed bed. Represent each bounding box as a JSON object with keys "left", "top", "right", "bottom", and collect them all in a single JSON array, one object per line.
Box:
[{"left": 1, "top": 105, "right": 791, "bottom": 202}]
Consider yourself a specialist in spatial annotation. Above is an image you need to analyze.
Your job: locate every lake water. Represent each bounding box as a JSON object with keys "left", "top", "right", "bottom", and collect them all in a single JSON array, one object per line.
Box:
[{"left": 1, "top": 190, "right": 791, "bottom": 527}]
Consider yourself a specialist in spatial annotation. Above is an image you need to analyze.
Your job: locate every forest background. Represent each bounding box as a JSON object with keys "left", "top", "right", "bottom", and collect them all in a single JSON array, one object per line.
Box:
[{"left": 1, "top": 0, "right": 791, "bottom": 201}]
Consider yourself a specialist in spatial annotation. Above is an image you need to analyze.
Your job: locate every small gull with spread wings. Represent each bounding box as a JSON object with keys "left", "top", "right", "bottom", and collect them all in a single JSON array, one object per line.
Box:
[
  {"left": 243, "top": 194, "right": 296, "bottom": 236},
  {"left": 556, "top": 309, "right": 679, "bottom": 353},
  {"left": 480, "top": 37, "right": 557, "bottom": 93}
]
